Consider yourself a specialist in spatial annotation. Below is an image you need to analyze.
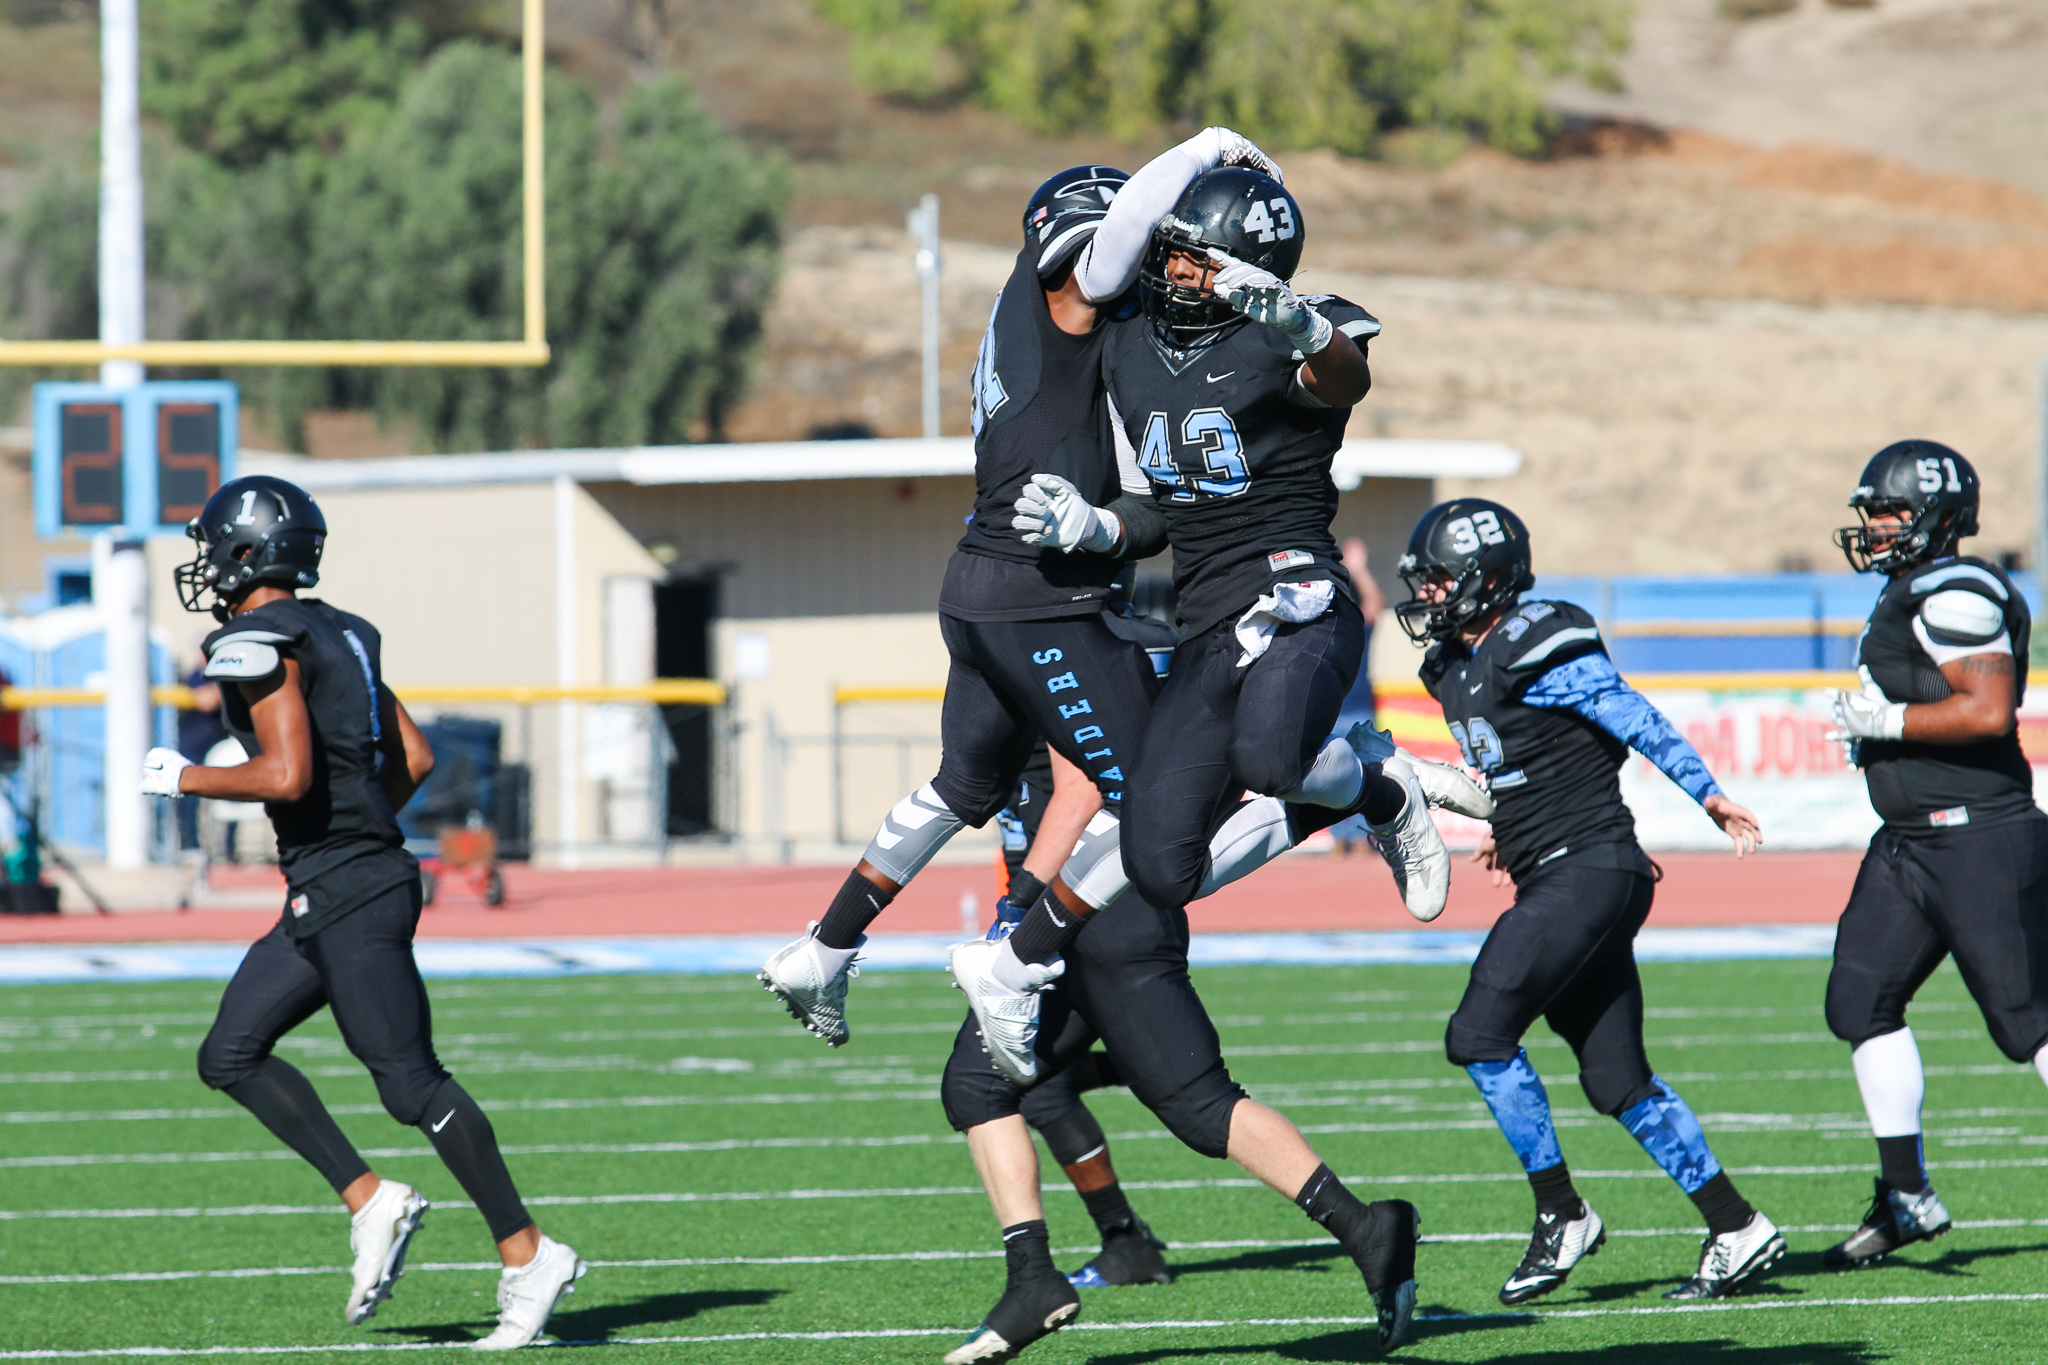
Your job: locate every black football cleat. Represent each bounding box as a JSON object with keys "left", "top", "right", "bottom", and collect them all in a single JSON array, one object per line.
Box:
[
  {"left": 1068, "top": 1218, "right": 1173, "bottom": 1287},
  {"left": 1348, "top": 1199, "right": 1419, "bottom": 1351},
  {"left": 942, "top": 1268, "right": 1080, "bottom": 1364},
  {"left": 1499, "top": 1201, "right": 1605, "bottom": 1305},
  {"left": 1822, "top": 1178, "right": 1952, "bottom": 1270}
]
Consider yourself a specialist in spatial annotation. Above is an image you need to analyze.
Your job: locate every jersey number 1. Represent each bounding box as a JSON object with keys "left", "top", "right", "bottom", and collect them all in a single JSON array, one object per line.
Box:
[{"left": 1139, "top": 408, "right": 1249, "bottom": 501}]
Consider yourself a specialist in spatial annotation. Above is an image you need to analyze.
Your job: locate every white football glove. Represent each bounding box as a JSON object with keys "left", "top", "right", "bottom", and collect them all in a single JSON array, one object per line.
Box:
[
  {"left": 1013, "top": 473, "right": 1122, "bottom": 554},
  {"left": 141, "top": 747, "right": 195, "bottom": 797},
  {"left": 1211, "top": 127, "right": 1284, "bottom": 185},
  {"left": 1205, "top": 249, "right": 1333, "bottom": 354},
  {"left": 1827, "top": 689, "right": 1906, "bottom": 741}
]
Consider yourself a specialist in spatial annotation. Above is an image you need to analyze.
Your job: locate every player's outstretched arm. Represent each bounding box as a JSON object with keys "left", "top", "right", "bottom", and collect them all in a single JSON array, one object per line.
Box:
[{"left": 1523, "top": 651, "right": 1763, "bottom": 856}]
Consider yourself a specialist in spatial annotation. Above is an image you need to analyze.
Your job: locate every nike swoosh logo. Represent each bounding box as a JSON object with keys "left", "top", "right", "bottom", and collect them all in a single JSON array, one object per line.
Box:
[
  {"left": 1205, "top": 371, "right": 1235, "bottom": 383},
  {"left": 1046, "top": 908, "right": 1069, "bottom": 929},
  {"left": 431, "top": 1110, "right": 455, "bottom": 1133},
  {"left": 1469, "top": 682, "right": 1483, "bottom": 693}
]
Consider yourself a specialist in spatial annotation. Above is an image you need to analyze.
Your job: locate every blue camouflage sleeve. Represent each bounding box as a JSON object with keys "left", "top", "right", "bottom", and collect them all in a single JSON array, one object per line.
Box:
[{"left": 1520, "top": 652, "right": 1722, "bottom": 805}]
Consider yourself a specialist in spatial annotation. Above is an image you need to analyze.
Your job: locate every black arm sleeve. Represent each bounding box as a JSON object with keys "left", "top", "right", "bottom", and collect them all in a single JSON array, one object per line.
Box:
[{"left": 1107, "top": 493, "right": 1169, "bottom": 560}]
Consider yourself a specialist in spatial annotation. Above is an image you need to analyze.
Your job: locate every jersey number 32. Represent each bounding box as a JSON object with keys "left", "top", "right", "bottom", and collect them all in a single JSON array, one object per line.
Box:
[{"left": 1138, "top": 408, "right": 1249, "bottom": 501}]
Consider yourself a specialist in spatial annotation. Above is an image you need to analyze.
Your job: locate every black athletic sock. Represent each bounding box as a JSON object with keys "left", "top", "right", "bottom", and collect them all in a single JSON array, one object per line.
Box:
[
  {"left": 1358, "top": 764, "right": 1408, "bottom": 826},
  {"left": 1002, "top": 1220, "right": 1058, "bottom": 1281},
  {"left": 1295, "top": 1163, "right": 1373, "bottom": 1255},
  {"left": 817, "top": 870, "right": 894, "bottom": 950},
  {"left": 1528, "top": 1161, "right": 1583, "bottom": 1219},
  {"left": 1080, "top": 1181, "right": 1139, "bottom": 1236},
  {"left": 1006, "top": 870, "right": 1047, "bottom": 914},
  {"left": 1007, "top": 888, "right": 1089, "bottom": 966},
  {"left": 1876, "top": 1134, "right": 1929, "bottom": 1195},
  {"left": 222, "top": 1056, "right": 371, "bottom": 1196},
  {"left": 417, "top": 1078, "right": 533, "bottom": 1243},
  {"left": 1689, "top": 1170, "right": 1756, "bottom": 1238}
]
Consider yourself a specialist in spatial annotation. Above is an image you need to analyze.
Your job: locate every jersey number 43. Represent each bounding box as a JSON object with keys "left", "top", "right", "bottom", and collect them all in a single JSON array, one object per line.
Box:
[{"left": 1139, "top": 408, "right": 1249, "bottom": 501}]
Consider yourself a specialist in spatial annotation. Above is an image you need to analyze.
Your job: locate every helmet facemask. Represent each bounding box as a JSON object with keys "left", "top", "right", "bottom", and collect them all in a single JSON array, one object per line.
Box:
[
  {"left": 1138, "top": 224, "right": 1245, "bottom": 351},
  {"left": 1832, "top": 498, "right": 1974, "bottom": 575}
]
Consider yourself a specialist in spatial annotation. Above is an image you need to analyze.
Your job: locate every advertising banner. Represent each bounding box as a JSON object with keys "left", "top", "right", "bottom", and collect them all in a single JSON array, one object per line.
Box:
[{"left": 1376, "top": 678, "right": 2048, "bottom": 852}]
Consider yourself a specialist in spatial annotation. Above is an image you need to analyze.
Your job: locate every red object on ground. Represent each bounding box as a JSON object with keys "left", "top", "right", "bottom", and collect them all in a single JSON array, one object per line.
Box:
[{"left": 0, "top": 849, "right": 1858, "bottom": 944}]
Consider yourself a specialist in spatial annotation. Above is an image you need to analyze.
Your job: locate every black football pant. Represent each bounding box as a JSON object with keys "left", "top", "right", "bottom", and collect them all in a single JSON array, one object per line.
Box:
[
  {"left": 931, "top": 612, "right": 1160, "bottom": 825},
  {"left": 1444, "top": 861, "right": 1663, "bottom": 1117},
  {"left": 942, "top": 890, "right": 1248, "bottom": 1159},
  {"left": 1827, "top": 816, "right": 2048, "bottom": 1061},
  {"left": 197, "top": 882, "right": 534, "bottom": 1241},
  {"left": 1122, "top": 605, "right": 1363, "bottom": 910}
]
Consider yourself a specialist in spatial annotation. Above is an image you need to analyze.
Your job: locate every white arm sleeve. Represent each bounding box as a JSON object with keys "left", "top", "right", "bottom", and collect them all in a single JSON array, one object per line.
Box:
[
  {"left": 1109, "top": 391, "right": 1147, "bottom": 495},
  {"left": 1074, "top": 128, "right": 1225, "bottom": 304}
]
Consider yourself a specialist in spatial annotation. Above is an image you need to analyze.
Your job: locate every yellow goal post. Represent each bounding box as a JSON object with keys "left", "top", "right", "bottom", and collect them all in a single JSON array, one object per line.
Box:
[{"left": 0, "top": 0, "right": 548, "bottom": 370}]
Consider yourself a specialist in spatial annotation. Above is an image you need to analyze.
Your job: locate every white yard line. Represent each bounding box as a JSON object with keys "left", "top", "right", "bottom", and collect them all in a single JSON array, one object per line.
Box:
[
  {"left": 11, "top": 1219, "right": 2048, "bottom": 1287},
  {"left": 5, "top": 1294, "right": 2048, "bottom": 1357},
  {"left": 12, "top": 1156, "right": 2048, "bottom": 1221}
]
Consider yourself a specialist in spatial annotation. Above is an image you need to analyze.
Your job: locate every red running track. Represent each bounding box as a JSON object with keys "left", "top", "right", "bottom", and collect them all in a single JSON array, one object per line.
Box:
[{"left": 0, "top": 849, "right": 1858, "bottom": 944}]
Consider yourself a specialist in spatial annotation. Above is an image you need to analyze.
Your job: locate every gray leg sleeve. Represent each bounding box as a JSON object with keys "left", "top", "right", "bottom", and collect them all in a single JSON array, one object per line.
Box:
[
  {"left": 860, "top": 783, "right": 967, "bottom": 885},
  {"left": 1197, "top": 796, "right": 1297, "bottom": 899},
  {"left": 1057, "top": 811, "right": 1132, "bottom": 912}
]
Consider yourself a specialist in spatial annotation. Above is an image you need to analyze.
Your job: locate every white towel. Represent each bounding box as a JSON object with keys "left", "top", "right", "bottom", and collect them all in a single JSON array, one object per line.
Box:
[{"left": 1234, "top": 580, "right": 1335, "bottom": 667}]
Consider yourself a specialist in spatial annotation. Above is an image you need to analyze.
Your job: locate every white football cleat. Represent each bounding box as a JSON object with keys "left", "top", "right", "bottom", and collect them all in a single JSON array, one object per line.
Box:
[
  {"left": 949, "top": 939, "right": 1063, "bottom": 1087},
  {"left": 471, "top": 1235, "right": 587, "bottom": 1350},
  {"left": 1499, "top": 1202, "right": 1605, "bottom": 1304},
  {"left": 1663, "top": 1211, "right": 1786, "bottom": 1301},
  {"left": 1368, "top": 757, "right": 1452, "bottom": 922},
  {"left": 346, "top": 1179, "right": 428, "bottom": 1325},
  {"left": 1401, "top": 749, "right": 1495, "bottom": 820},
  {"left": 759, "top": 922, "right": 862, "bottom": 1046}
]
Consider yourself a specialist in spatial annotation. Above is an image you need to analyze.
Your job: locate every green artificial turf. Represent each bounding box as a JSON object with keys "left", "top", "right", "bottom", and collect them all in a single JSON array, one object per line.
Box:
[{"left": 2, "top": 957, "right": 2045, "bottom": 1363}]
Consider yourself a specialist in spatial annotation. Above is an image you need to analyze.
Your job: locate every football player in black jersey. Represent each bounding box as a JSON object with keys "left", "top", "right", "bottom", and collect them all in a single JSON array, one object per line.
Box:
[
  {"left": 140, "top": 477, "right": 585, "bottom": 1349},
  {"left": 1397, "top": 498, "right": 1787, "bottom": 1305},
  {"left": 963, "top": 167, "right": 1482, "bottom": 1073},
  {"left": 1818, "top": 441, "right": 2048, "bottom": 1269},
  {"left": 758, "top": 130, "right": 1291, "bottom": 1046}
]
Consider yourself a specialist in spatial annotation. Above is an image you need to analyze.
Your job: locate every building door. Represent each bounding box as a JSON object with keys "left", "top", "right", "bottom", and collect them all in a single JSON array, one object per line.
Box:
[{"left": 654, "top": 574, "right": 719, "bottom": 835}]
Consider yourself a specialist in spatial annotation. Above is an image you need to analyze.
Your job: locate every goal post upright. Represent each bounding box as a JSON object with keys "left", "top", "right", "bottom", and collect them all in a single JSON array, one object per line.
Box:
[{"left": 0, "top": 0, "right": 549, "bottom": 370}]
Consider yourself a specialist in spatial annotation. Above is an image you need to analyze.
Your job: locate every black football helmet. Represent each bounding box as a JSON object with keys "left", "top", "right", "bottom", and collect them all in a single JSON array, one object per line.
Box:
[
  {"left": 1139, "top": 167, "right": 1305, "bottom": 348},
  {"left": 1833, "top": 439, "right": 1980, "bottom": 575},
  {"left": 1025, "top": 165, "right": 1130, "bottom": 278},
  {"left": 175, "top": 475, "right": 326, "bottom": 621},
  {"left": 1395, "top": 499, "right": 1535, "bottom": 643}
]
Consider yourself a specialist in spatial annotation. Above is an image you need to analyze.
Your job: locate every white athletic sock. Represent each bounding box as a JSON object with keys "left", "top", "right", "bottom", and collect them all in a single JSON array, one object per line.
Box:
[
  {"left": 2033, "top": 1042, "right": 2048, "bottom": 1095},
  {"left": 1198, "top": 797, "right": 1297, "bottom": 898},
  {"left": 1281, "top": 738, "right": 1363, "bottom": 809},
  {"left": 1852, "top": 1027, "right": 1925, "bottom": 1138}
]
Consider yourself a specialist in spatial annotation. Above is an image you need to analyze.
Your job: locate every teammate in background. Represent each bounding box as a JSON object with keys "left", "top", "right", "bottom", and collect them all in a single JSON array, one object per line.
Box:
[
  {"left": 1398, "top": 498, "right": 1785, "bottom": 1304},
  {"left": 959, "top": 165, "right": 1479, "bottom": 1078},
  {"left": 758, "top": 129, "right": 1294, "bottom": 1047},
  {"left": 1819, "top": 441, "right": 2048, "bottom": 1269},
  {"left": 141, "top": 476, "right": 585, "bottom": 1350},
  {"left": 992, "top": 742, "right": 1175, "bottom": 1290}
]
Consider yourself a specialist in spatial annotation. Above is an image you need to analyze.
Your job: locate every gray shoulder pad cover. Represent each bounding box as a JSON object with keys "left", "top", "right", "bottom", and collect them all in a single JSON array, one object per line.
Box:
[{"left": 204, "top": 630, "right": 291, "bottom": 681}]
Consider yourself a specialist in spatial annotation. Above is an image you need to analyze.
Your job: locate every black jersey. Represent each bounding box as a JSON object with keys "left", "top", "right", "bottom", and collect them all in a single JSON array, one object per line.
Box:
[
  {"left": 1101, "top": 297, "right": 1379, "bottom": 634},
  {"left": 1854, "top": 556, "right": 2034, "bottom": 833},
  {"left": 203, "top": 597, "right": 417, "bottom": 937},
  {"left": 941, "top": 244, "right": 1127, "bottom": 622},
  {"left": 1422, "top": 601, "right": 1649, "bottom": 884}
]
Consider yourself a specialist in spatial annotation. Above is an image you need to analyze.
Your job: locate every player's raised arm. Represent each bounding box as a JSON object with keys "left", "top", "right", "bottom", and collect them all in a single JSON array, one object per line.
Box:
[
  {"left": 1073, "top": 127, "right": 1283, "bottom": 304},
  {"left": 1518, "top": 648, "right": 1762, "bottom": 857}
]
